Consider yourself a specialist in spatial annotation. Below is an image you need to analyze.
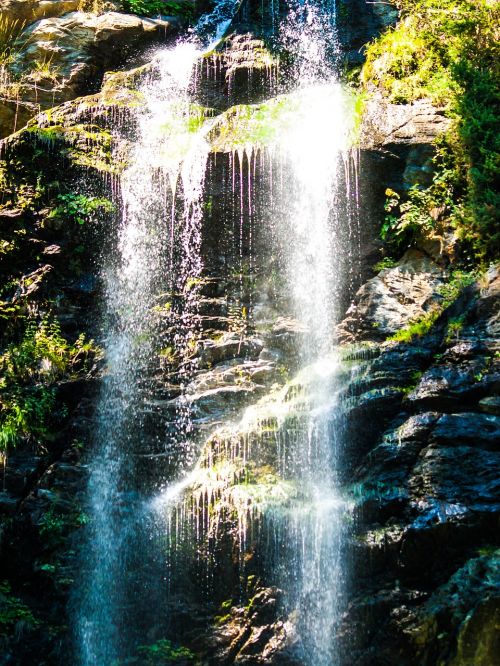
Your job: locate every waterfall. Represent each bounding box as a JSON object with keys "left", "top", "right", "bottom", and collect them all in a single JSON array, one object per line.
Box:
[
  {"left": 77, "top": 42, "right": 211, "bottom": 666},
  {"left": 272, "top": 6, "right": 356, "bottom": 664},
  {"left": 75, "top": 0, "right": 359, "bottom": 663}
]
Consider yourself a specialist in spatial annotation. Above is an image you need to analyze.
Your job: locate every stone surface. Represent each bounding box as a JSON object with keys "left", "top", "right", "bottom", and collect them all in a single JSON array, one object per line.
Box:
[
  {"left": 0, "top": 10, "right": 177, "bottom": 137},
  {"left": 0, "top": 0, "right": 79, "bottom": 24},
  {"left": 340, "top": 266, "right": 500, "bottom": 665},
  {"left": 360, "top": 94, "right": 452, "bottom": 150},
  {"left": 337, "top": 249, "right": 445, "bottom": 342}
]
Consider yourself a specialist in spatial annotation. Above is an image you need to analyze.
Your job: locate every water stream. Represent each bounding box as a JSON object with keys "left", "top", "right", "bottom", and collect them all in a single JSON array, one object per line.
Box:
[{"left": 76, "top": 0, "right": 360, "bottom": 663}]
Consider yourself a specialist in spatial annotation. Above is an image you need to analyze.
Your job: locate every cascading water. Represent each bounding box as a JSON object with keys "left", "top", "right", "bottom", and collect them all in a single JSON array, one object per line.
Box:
[
  {"left": 76, "top": 0, "right": 360, "bottom": 663},
  {"left": 270, "top": 5, "right": 358, "bottom": 664},
  {"left": 77, "top": 42, "right": 212, "bottom": 666}
]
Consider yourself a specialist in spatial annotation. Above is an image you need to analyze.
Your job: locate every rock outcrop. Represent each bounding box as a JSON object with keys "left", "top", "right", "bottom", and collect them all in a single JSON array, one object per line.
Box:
[
  {"left": 0, "top": 10, "right": 178, "bottom": 137},
  {"left": 337, "top": 250, "right": 445, "bottom": 342},
  {"left": 0, "top": 0, "right": 79, "bottom": 23}
]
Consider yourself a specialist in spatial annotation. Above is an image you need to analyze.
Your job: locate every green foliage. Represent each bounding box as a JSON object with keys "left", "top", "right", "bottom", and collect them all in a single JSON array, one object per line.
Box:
[
  {"left": 380, "top": 140, "right": 461, "bottom": 252},
  {"left": 445, "top": 314, "right": 466, "bottom": 344},
  {"left": 437, "top": 268, "right": 477, "bottom": 305},
  {"left": 49, "top": 193, "right": 114, "bottom": 226},
  {"left": 137, "top": 639, "right": 196, "bottom": 664},
  {"left": 0, "top": 317, "right": 97, "bottom": 451},
  {"left": 39, "top": 507, "right": 88, "bottom": 547},
  {"left": 373, "top": 257, "right": 398, "bottom": 273},
  {"left": 0, "top": 581, "right": 39, "bottom": 638},
  {"left": 0, "top": 16, "right": 26, "bottom": 66},
  {"left": 387, "top": 308, "right": 440, "bottom": 343},
  {"left": 363, "top": 0, "right": 499, "bottom": 261},
  {"left": 122, "top": 0, "right": 195, "bottom": 20}
]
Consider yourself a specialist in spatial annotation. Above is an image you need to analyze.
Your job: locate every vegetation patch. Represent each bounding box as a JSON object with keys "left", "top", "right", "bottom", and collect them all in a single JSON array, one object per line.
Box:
[
  {"left": 122, "top": 0, "right": 196, "bottom": 21},
  {"left": 48, "top": 193, "right": 114, "bottom": 226},
  {"left": 136, "top": 638, "right": 197, "bottom": 664},
  {"left": 0, "top": 317, "right": 97, "bottom": 451},
  {"left": 387, "top": 269, "right": 477, "bottom": 343},
  {"left": 363, "top": 0, "right": 499, "bottom": 262},
  {"left": 0, "top": 581, "right": 39, "bottom": 640}
]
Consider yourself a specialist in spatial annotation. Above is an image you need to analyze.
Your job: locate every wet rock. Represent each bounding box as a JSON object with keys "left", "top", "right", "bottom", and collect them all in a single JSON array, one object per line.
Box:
[
  {"left": 337, "top": 250, "right": 445, "bottom": 342},
  {"left": 188, "top": 384, "right": 262, "bottom": 419},
  {"left": 429, "top": 413, "right": 500, "bottom": 452},
  {"left": 337, "top": 0, "right": 398, "bottom": 65},
  {"left": 479, "top": 395, "right": 500, "bottom": 416},
  {"left": 195, "top": 33, "right": 278, "bottom": 109},
  {"left": 353, "top": 412, "right": 440, "bottom": 521},
  {"left": 406, "top": 360, "right": 500, "bottom": 410},
  {"left": 412, "top": 552, "right": 500, "bottom": 665},
  {"left": 409, "top": 444, "right": 500, "bottom": 513},
  {"left": 199, "top": 333, "right": 264, "bottom": 366},
  {"left": 207, "top": 587, "right": 301, "bottom": 666}
]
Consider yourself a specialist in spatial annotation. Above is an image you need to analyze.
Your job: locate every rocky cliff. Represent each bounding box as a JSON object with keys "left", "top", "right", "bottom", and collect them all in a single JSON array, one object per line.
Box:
[{"left": 0, "top": 0, "right": 498, "bottom": 664}]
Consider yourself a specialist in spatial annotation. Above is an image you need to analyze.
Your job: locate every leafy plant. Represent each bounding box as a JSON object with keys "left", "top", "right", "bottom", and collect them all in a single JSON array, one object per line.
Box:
[
  {"left": 0, "top": 16, "right": 26, "bottom": 67},
  {"left": 445, "top": 314, "right": 466, "bottom": 343},
  {"left": 387, "top": 308, "right": 441, "bottom": 343},
  {"left": 0, "top": 317, "right": 97, "bottom": 451},
  {"left": 39, "top": 507, "right": 88, "bottom": 547},
  {"left": 363, "top": 0, "right": 499, "bottom": 261},
  {"left": 137, "top": 639, "right": 197, "bottom": 664},
  {"left": 122, "top": 0, "right": 195, "bottom": 20},
  {"left": 49, "top": 193, "right": 114, "bottom": 226},
  {"left": 0, "top": 581, "right": 39, "bottom": 639},
  {"left": 372, "top": 257, "right": 397, "bottom": 273}
]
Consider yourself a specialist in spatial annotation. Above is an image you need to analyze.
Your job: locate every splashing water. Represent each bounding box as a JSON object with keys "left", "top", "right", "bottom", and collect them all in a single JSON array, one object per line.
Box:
[{"left": 270, "top": 3, "right": 357, "bottom": 663}]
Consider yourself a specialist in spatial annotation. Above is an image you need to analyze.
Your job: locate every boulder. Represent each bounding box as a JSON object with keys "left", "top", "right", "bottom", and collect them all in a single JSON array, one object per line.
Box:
[{"left": 336, "top": 249, "right": 445, "bottom": 342}]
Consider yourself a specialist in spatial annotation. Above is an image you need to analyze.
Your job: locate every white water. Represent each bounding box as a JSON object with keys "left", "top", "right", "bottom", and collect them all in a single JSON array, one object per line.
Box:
[
  {"left": 77, "top": 41, "right": 211, "bottom": 666},
  {"left": 274, "top": 4, "right": 356, "bottom": 659},
  {"left": 77, "top": 0, "right": 358, "bottom": 663}
]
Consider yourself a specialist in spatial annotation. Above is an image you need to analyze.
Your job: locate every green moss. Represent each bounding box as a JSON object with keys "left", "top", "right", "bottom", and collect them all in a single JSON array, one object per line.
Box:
[
  {"left": 209, "top": 96, "right": 300, "bottom": 152},
  {"left": 26, "top": 121, "right": 119, "bottom": 174}
]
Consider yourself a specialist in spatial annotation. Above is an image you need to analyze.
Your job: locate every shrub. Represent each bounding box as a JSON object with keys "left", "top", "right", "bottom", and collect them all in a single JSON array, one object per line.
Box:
[
  {"left": 48, "top": 193, "right": 114, "bottom": 226},
  {"left": 122, "top": 0, "right": 195, "bottom": 20},
  {"left": 0, "top": 317, "right": 97, "bottom": 451}
]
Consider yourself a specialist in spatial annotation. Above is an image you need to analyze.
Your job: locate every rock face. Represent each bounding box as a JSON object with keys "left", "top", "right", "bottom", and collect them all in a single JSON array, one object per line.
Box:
[
  {"left": 0, "top": 10, "right": 178, "bottom": 137},
  {"left": 336, "top": 0, "right": 399, "bottom": 65},
  {"left": 337, "top": 250, "right": 445, "bottom": 342},
  {"left": 337, "top": 266, "right": 500, "bottom": 666},
  {"left": 360, "top": 94, "right": 452, "bottom": 150},
  {"left": 11, "top": 12, "right": 177, "bottom": 107},
  {"left": 0, "top": 0, "right": 79, "bottom": 23}
]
